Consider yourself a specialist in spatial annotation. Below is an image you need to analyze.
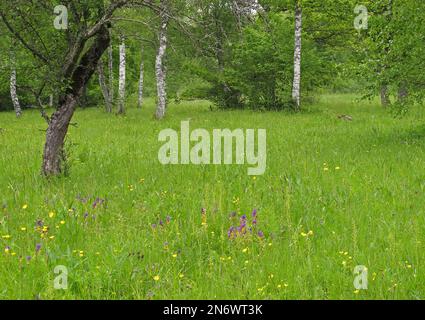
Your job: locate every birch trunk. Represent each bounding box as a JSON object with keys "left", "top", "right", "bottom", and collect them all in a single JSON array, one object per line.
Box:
[
  {"left": 117, "top": 38, "right": 126, "bottom": 114},
  {"left": 291, "top": 1, "right": 302, "bottom": 111},
  {"left": 108, "top": 43, "right": 114, "bottom": 106},
  {"left": 97, "top": 60, "right": 112, "bottom": 112},
  {"left": 138, "top": 47, "right": 144, "bottom": 109},
  {"left": 10, "top": 51, "right": 22, "bottom": 118},
  {"left": 155, "top": 1, "right": 169, "bottom": 120}
]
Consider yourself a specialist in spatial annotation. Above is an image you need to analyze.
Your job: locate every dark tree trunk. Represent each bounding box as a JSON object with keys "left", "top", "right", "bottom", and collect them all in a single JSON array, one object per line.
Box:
[{"left": 42, "top": 26, "right": 111, "bottom": 176}]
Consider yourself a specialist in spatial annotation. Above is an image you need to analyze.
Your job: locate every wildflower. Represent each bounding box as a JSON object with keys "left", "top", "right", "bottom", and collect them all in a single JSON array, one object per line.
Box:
[
  {"left": 60, "top": 220, "right": 65, "bottom": 225},
  {"left": 258, "top": 231, "right": 265, "bottom": 239},
  {"left": 22, "top": 204, "right": 28, "bottom": 210},
  {"left": 335, "top": 167, "right": 341, "bottom": 170},
  {"left": 242, "top": 248, "right": 248, "bottom": 253},
  {"left": 153, "top": 275, "right": 160, "bottom": 281},
  {"left": 354, "top": 290, "right": 360, "bottom": 294},
  {"left": 48, "top": 211, "right": 55, "bottom": 218},
  {"left": 172, "top": 253, "right": 178, "bottom": 258},
  {"left": 178, "top": 273, "right": 184, "bottom": 279},
  {"left": 201, "top": 208, "right": 207, "bottom": 226},
  {"left": 4, "top": 246, "right": 10, "bottom": 254},
  {"left": 35, "top": 243, "right": 42, "bottom": 253},
  {"left": 166, "top": 216, "right": 172, "bottom": 224},
  {"left": 49, "top": 236, "right": 55, "bottom": 240},
  {"left": 20, "top": 227, "right": 27, "bottom": 231},
  {"left": 228, "top": 226, "right": 237, "bottom": 239},
  {"left": 83, "top": 212, "right": 89, "bottom": 219},
  {"left": 2, "top": 235, "right": 11, "bottom": 239},
  {"left": 26, "top": 256, "right": 31, "bottom": 263}
]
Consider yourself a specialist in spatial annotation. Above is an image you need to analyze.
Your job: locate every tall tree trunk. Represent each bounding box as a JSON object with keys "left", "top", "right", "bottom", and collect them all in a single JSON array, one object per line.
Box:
[
  {"left": 42, "top": 26, "right": 110, "bottom": 176},
  {"left": 155, "top": 1, "right": 169, "bottom": 120},
  {"left": 117, "top": 37, "right": 126, "bottom": 114},
  {"left": 9, "top": 50, "right": 22, "bottom": 118},
  {"left": 292, "top": 1, "right": 302, "bottom": 111},
  {"left": 380, "top": 85, "right": 390, "bottom": 107},
  {"left": 108, "top": 41, "right": 114, "bottom": 106},
  {"left": 97, "top": 60, "right": 112, "bottom": 112},
  {"left": 138, "top": 46, "right": 144, "bottom": 109}
]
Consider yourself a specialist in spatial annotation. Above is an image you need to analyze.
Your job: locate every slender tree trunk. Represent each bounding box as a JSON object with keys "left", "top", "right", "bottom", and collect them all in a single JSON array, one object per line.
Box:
[
  {"left": 380, "top": 85, "right": 390, "bottom": 107},
  {"left": 117, "top": 37, "right": 126, "bottom": 114},
  {"left": 49, "top": 94, "right": 54, "bottom": 108},
  {"left": 155, "top": 1, "right": 169, "bottom": 120},
  {"left": 138, "top": 46, "right": 144, "bottom": 109},
  {"left": 42, "top": 26, "right": 110, "bottom": 176},
  {"left": 97, "top": 60, "right": 112, "bottom": 112},
  {"left": 292, "top": 1, "right": 302, "bottom": 111},
  {"left": 108, "top": 42, "right": 114, "bottom": 106},
  {"left": 10, "top": 50, "right": 22, "bottom": 117}
]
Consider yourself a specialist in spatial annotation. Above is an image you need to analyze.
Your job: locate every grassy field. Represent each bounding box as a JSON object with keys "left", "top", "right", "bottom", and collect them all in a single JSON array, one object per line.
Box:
[{"left": 1, "top": 94, "right": 425, "bottom": 300}]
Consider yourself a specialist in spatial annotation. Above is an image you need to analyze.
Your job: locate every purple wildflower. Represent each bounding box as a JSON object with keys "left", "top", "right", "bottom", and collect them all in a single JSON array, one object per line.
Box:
[
  {"left": 166, "top": 216, "right": 172, "bottom": 224},
  {"left": 35, "top": 243, "right": 42, "bottom": 253},
  {"left": 258, "top": 231, "right": 265, "bottom": 238},
  {"left": 83, "top": 212, "right": 89, "bottom": 219},
  {"left": 26, "top": 256, "right": 32, "bottom": 262},
  {"left": 228, "top": 227, "right": 237, "bottom": 239}
]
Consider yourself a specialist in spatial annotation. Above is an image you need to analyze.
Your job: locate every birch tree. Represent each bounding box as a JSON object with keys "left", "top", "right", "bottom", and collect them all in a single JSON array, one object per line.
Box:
[
  {"left": 291, "top": 0, "right": 302, "bottom": 111},
  {"left": 9, "top": 48, "right": 22, "bottom": 117},
  {"left": 117, "top": 36, "right": 126, "bottom": 114},
  {"left": 108, "top": 39, "right": 114, "bottom": 107},
  {"left": 155, "top": 0, "right": 169, "bottom": 120},
  {"left": 138, "top": 45, "right": 144, "bottom": 109}
]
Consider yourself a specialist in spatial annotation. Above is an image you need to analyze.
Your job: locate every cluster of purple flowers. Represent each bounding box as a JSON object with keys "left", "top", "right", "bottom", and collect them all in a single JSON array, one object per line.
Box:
[
  {"left": 151, "top": 215, "right": 172, "bottom": 229},
  {"left": 228, "top": 209, "right": 264, "bottom": 240}
]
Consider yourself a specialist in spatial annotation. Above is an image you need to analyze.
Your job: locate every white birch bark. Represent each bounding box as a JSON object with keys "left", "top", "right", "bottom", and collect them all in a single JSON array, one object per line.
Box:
[
  {"left": 138, "top": 46, "right": 144, "bottom": 109},
  {"left": 155, "top": 1, "right": 169, "bottom": 120},
  {"left": 97, "top": 60, "right": 112, "bottom": 112},
  {"left": 10, "top": 51, "right": 22, "bottom": 118},
  {"left": 118, "top": 38, "right": 126, "bottom": 114},
  {"left": 292, "top": 1, "right": 302, "bottom": 111},
  {"left": 108, "top": 44, "right": 114, "bottom": 106}
]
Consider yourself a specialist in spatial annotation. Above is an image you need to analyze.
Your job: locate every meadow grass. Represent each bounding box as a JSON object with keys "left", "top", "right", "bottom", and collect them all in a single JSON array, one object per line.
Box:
[{"left": 1, "top": 94, "right": 425, "bottom": 300}]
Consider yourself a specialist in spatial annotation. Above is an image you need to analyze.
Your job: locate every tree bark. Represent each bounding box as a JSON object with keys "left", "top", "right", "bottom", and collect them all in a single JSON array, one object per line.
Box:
[
  {"left": 138, "top": 46, "right": 144, "bottom": 109},
  {"left": 97, "top": 60, "right": 112, "bottom": 112},
  {"left": 155, "top": 1, "right": 169, "bottom": 120},
  {"left": 42, "top": 26, "right": 111, "bottom": 176},
  {"left": 108, "top": 41, "right": 114, "bottom": 106},
  {"left": 9, "top": 50, "right": 22, "bottom": 118},
  {"left": 380, "top": 85, "right": 390, "bottom": 107},
  {"left": 292, "top": 1, "right": 302, "bottom": 111},
  {"left": 117, "top": 37, "right": 126, "bottom": 114}
]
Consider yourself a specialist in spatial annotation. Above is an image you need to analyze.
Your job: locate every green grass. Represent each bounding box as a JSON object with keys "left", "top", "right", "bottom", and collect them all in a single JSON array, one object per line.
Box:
[{"left": 1, "top": 94, "right": 425, "bottom": 300}]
